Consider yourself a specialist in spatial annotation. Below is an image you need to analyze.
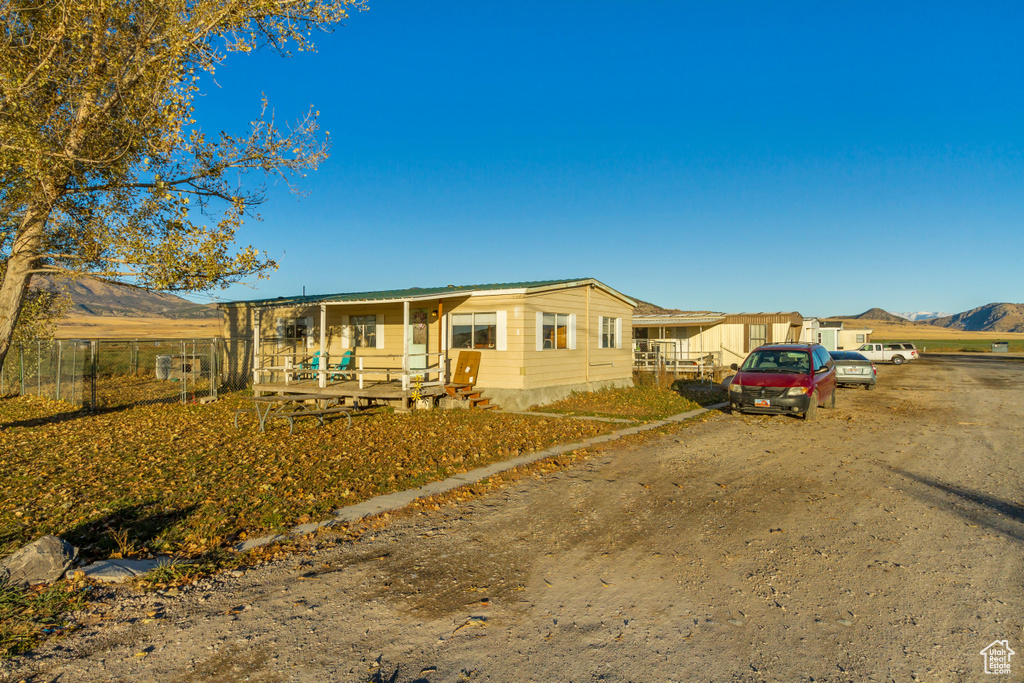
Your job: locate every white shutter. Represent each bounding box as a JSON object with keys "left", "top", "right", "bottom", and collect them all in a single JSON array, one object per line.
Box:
[
  {"left": 441, "top": 313, "right": 448, "bottom": 351},
  {"left": 341, "top": 315, "right": 350, "bottom": 347},
  {"left": 496, "top": 310, "right": 507, "bottom": 351},
  {"left": 597, "top": 316, "right": 604, "bottom": 349},
  {"left": 375, "top": 313, "right": 385, "bottom": 349},
  {"left": 306, "top": 316, "right": 315, "bottom": 348},
  {"left": 569, "top": 314, "right": 577, "bottom": 350},
  {"left": 275, "top": 317, "right": 285, "bottom": 339},
  {"left": 615, "top": 317, "right": 622, "bottom": 349},
  {"left": 536, "top": 312, "right": 544, "bottom": 351}
]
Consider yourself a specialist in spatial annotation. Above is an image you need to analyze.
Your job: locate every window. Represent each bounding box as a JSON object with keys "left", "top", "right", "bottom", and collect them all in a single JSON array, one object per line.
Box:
[
  {"left": 276, "top": 317, "right": 309, "bottom": 340},
  {"left": 856, "top": 334, "right": 865, "bottom": 343},
  {"left": 600, "top": 317, "right": 620, "bottom": 349},
  {"left": 351, "top": 315, "right": 376, "bottom": 348},
  {"left": 276, "top": 317, "right": 313, "bottom": 348},
  {"left": 543, "top": 313, "right": 569, "bottom": 349},
  {"left": 749, "top": 324, "right": 767, "bottom": 350},
  {"left": 452, "top": 312, "right": 497, "bottom": 349}
]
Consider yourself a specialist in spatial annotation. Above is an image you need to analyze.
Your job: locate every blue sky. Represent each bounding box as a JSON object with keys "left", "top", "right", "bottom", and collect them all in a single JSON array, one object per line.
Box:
[{"left": 192, "top": 1, "right": 1024, "bottom": 317}]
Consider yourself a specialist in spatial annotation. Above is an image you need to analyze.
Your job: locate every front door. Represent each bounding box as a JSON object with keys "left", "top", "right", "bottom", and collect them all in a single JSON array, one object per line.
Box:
[
  {"left": 408, "top": 308, "right": 429, "bottom": 370},
  {"left": 819, "top": 328, "right": 838, "bottom": 351}
]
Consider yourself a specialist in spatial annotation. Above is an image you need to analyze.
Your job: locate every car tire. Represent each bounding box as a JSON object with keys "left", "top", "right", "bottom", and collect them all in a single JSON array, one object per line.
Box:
[
  {"left": 865, "top": 382, "right": 875, "bottom": 391},
  {"left": 892, "top": 355, "right": 905, "bottom": 365},
  {"left": 803, "top": 393, "right": 818, "bottom": 420},
  {"left": 828, "top": 387, "right": 836, "bottom": 408}
]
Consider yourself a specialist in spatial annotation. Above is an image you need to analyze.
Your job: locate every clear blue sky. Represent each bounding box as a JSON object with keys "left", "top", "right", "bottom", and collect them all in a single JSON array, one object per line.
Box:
[{"left": 192, "top": 1, "right": 1024, "bottom": 317}]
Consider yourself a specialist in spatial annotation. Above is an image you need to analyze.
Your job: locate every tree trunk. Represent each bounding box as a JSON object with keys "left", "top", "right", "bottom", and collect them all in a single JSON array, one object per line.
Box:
[{"left": 0, "top": 201, "right": 52, "bottom": 370}]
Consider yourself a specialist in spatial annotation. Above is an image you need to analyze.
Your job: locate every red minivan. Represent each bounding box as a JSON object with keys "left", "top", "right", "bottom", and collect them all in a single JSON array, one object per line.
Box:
[{"left": 728, "top": 343, "right": 838, "bottom": 420}]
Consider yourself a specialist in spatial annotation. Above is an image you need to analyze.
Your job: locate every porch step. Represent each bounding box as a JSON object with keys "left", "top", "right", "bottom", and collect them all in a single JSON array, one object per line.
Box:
[
  {"left": 469, "top": 396, "right": 497, "bottom": 410},
  {"left": 444, "top": 383, "right": 497, "bottom": 410}
]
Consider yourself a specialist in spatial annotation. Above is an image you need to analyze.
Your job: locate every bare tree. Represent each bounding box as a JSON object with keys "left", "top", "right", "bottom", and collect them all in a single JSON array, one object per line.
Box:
[{"left": 0, "top": 0, "right": 367, "bottom": 366}]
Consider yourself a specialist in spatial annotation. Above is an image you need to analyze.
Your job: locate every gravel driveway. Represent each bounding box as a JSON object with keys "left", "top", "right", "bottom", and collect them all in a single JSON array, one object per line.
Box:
[{"left": 5, "top": 354, "right": 1023, "bottom": 682}]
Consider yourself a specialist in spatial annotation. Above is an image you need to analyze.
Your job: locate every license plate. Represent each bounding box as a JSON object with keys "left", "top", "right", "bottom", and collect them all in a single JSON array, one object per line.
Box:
[
  {"left": 754, "top": 398, "right": 770, "bottom": 407},
  {"left": 844, "top": 368, "right": 864, "bottom": 374}
]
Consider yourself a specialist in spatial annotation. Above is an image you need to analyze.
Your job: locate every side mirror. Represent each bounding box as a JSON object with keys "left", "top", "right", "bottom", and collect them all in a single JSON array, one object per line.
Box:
[{"left": 730, "top": 363, "right": 739, "bottom": 371}]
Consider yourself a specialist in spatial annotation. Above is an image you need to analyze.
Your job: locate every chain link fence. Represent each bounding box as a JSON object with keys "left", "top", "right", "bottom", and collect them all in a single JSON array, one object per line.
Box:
[{"left": 1, "top": 338, "right": 254, "bottom": 409}]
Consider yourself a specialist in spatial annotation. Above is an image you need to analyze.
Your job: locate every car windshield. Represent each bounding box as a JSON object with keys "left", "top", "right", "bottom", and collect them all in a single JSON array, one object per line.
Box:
[{"left": 740, "top": 349, "right": 810, "bottom": 373}]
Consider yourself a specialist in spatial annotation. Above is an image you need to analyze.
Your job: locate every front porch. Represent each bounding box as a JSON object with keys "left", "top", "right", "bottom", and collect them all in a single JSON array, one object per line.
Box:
[
  {"left": 250, "top": 296, "right": 465, "bottom": 409},
  {"left": 253, "top": 347, "right": 450, "bottom": 409}
]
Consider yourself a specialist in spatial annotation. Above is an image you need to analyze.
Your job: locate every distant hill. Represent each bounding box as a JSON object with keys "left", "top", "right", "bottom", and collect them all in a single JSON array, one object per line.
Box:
[
  {"left": 842, "top": 307, "right": 908, "bottom": 323},
  {"left": 631, "top": 297, "right": 685, "bottom": 316},
  {"left": 32, "top": 276, "right": 220, "bottom": 319},
  {"left": 629, "top": 296, "right": 719, "bottom": 317},
  {"left": 927, "top": 303, "right": 1024, "bottom": 333}
]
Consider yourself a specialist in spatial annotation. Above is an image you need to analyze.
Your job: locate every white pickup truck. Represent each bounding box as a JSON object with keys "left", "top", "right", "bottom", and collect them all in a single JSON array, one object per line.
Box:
[{"left": 854, "top": 343, "right": 918, "bottom": 365}]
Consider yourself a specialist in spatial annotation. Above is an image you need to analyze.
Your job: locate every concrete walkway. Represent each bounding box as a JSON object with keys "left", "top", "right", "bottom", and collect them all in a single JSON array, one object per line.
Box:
[{"left": 235, "top": 402, "right": 728, "bottom": 552}]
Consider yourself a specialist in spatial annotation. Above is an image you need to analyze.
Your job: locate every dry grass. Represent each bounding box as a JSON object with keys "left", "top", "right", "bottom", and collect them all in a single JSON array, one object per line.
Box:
[
  {"left": 833, "top": 319, "right": 1024, "bottom": 341},
  {"left": 0, "top": 394, "right": 619, "bottom": 561},
  {"left": 55, "top": 315, "right": 222, "bottom": 339},
  {"left": 537, "top": 386, "right": 709, "bottom": 421}
]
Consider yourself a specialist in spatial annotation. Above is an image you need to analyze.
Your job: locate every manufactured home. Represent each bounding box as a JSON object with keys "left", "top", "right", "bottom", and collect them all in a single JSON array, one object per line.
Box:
[
  {"left": 633, "top": 312, "right": 804, "bottom": 371},
  {"left": 816, "top": 320, "right": 873, "bottom": 351},
  {"left": 219, "top": 278, "right": 635, "bottom": 410}
]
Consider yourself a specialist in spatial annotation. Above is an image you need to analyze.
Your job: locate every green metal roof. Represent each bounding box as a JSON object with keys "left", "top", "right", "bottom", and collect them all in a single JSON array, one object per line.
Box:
[{"left": 220, "top": 278, "right": 632, "bottom": 307}]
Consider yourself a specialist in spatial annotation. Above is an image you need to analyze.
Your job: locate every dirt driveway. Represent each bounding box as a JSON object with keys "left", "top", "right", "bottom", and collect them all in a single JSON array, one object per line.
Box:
[{"left": 5, "top": 354, "right": 1023, "bottom": 682}]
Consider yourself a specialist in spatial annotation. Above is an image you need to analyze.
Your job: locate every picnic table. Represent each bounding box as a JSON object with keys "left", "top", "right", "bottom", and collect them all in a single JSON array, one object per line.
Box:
[{"left": 234, "top": 394, "right": 354, "bottom": 435}]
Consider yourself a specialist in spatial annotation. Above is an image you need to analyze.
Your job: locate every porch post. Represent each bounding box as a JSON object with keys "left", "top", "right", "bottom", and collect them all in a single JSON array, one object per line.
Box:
[
  {"left": 318, "top": 303, "right": 327, "bottom": 388},
  {"left": 437, "top": 299, "right": 445, "bottom": 384},
  {"left": 402, "top": 300, "right": 410, "bottom": 409},
  {"left": 403, "top": 301, "right": 411, "bottom": 389}
]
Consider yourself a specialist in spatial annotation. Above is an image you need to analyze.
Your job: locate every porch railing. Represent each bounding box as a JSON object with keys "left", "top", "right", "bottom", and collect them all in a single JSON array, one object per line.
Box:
[
  {"left": 633, "top": 340, "right": 722, "bottom": 378},
  {"left": 351, "top": 351, "right": 447, "bottom": 391},
  {"left": 253, "top": 348, "right": 449, "bottom": 391}
]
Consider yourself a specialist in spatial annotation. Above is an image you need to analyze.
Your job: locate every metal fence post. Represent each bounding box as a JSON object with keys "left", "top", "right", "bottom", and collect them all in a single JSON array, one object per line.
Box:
[
  {"left": 56, "top": 340, "right": 62, "bottom": 401},
  {"left": 89, "top": 341, "right": 97, "bottom": 410},
  {"left": 210, "top": 338, "right": 217, "bottom": 400},
  {"left": 19, "top": 342, "right": 25, "bottom": 396},
  {"left": 180, "top": 340, "right": 187, "bottom": 404}
]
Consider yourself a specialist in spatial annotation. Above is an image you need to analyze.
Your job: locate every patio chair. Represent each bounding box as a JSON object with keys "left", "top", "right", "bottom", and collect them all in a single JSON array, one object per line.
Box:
[
  {"left": 295, "top": 351, "right": 321, "bottom": 380},
  {"left": 329, "top": 350, "right": 354, "bottom": 380}
]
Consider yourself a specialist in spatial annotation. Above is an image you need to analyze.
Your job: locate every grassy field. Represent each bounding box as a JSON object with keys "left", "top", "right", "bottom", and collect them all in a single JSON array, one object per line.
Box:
[
  {"left": 0, "top": 394, "right": 626, "bottom": 562},
  {"left": 874, "top": 338, "right": 1024, "bottom": 353},
  {"left": 55, "top": 315, "right": 222, "bottom": 339},
  {"left": 538, "top": 384, "right": 722, "bottom": 420},
  {"left": 832, "top": 319, "right": 1024, "bottom": 352}
]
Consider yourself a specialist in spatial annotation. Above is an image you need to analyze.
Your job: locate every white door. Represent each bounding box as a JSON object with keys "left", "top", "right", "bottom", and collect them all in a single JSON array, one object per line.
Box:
[
  {"left": 820, "top": 328, "right": 838, "bottom": 351},
  {"left": 676, "top": 328, "right": 690, "bottom": 360},
  {"left": 408, "top": 308, "right": 429, "bottom": 370}
]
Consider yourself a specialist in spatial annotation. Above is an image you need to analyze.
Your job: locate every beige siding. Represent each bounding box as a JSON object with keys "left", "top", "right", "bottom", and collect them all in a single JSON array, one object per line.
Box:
[
  {"left": 442, "top": 294, "right": 527, "bottom": 389},
  {"left": 224, "top": 281, "right": 635, "bottom": 391},
  {"left": 521, "top": 286, "right": 633, "bottom": 390},
  {"left": 838, "top": 328, "right": 872, "bottom": 350}
]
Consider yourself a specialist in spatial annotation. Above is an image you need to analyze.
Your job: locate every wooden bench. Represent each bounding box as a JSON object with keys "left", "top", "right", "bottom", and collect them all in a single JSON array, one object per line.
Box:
[{"left": 234, "top": 394, "right": 354, "bottom": 435}]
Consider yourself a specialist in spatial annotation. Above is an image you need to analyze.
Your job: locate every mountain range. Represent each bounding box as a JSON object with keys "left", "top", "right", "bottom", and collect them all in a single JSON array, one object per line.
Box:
[
  {"left": 31, "top": 276, "right": 220, "bottom": 319},
  {"left": 894, "top": 311, "right": 949, "bottom": 322},
  {"left": 842, "top": 303, "right": 1024, "bottom": 333}
]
